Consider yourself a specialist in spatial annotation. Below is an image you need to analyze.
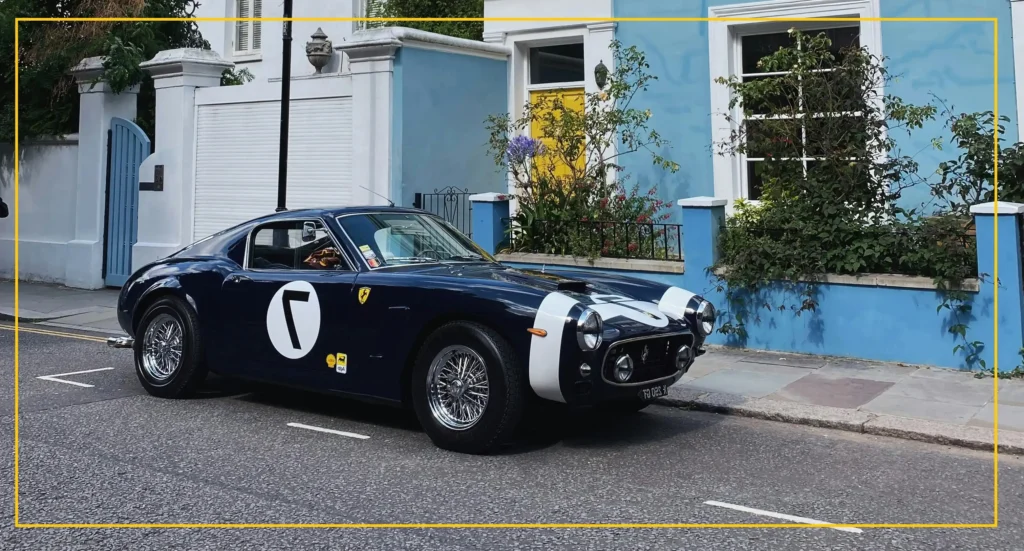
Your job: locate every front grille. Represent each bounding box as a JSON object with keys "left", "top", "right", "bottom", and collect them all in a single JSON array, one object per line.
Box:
[{"left": 603, "top": 333, "right": 693, "bottom": 384}]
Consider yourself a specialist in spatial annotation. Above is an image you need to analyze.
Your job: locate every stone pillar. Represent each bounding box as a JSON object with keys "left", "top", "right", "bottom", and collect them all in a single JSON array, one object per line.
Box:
[
  {"left": 134, "top": 49, "right": 232, "bottom": 269},
  {"left": 66, "top": 57, "right": 139, "bottom": 289},
  {"left": 677, "top": 197, "right": 728, "bottom": 295},
  {"left": 971, "top": 202, "right": 1024, "bottom": 373},
  {"left": 469, "top": 192, "right": 511, "bottom": 254},
  {"left": 337, "top": 37, "right": 399, "bottom": 207}
]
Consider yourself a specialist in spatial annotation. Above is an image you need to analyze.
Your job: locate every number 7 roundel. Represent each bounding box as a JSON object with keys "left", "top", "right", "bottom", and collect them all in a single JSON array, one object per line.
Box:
[{"left": 266, "top": 280, "right": 321, "bottom": 359}]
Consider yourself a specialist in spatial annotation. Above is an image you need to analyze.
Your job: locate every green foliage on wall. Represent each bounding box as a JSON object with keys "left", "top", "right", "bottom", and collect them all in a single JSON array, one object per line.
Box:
[
  {"left": 1, "top": 0, "right": 208, "bottom": 143},
  {"left": 367, "top": 0, "right": 485, "bottom": 41}
]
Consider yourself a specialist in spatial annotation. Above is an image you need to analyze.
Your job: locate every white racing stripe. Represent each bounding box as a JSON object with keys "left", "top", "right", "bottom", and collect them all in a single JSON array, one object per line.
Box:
[
  {"left": 658, "top": 286, "right": 696, "bottom": 320},
  {"left": 704, "top": 501, "right": 863, "bottom": 533},
  {"left": 529, "top": 292, "right": 579, "bottom": 403},
  {"left": 36, "top": 367, "right": 115, "bottom": 388},
  {"left": 287, "top": 422, "right": 370, "bottom": 440}
]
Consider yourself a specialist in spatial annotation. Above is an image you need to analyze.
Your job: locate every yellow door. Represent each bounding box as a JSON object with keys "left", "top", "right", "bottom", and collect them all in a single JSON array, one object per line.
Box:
[{"left": 529, "top": 88, "right": 586, "bottom": 181}]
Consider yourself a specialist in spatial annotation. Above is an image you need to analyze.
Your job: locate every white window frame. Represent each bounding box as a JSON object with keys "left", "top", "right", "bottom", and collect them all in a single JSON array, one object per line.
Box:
[
  {"left": 708, "top": 0, "right": 882, "bottom": 208},
  {"left": 233, "top": 0, "right": 263, "bottom": 61}
]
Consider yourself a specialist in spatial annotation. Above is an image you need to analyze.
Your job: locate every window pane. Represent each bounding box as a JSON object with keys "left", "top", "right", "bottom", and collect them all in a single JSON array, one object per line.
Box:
[
  {"left": 529, "top": 43, "right": 585, "bottom": 85},
  {"left": 819, "top": 26, "right": 860, "bottom": 64},
  {"left": 740, "top": 74, "right": 799, "bottom": 115},
  {"left": 741, "top": 32, "right": 795, "bottom": 74},
  {"left": 804, "top": 115, "right": 868, "bottom": 157},
  {"left": 801, "top": 69, "right": 866, "bottom": 114},
  {"left": 338, "top": 213, "right": 494, "bottom": 267},
  {"left": 746, "top": 160, "right": 765, "bottom": 200},
  {"left": 249, "top": 221, "right": 344, "bottom": 270},
  {"left": 746, "top": 118, "right": 802, "bottom": 159}
]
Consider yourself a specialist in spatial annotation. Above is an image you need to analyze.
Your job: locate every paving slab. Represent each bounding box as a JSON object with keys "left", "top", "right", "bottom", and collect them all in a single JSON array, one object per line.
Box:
[
  {"left": 881, "top": 372, "right": 994, "bottom": 407},
  {"left": 860, "top": 393, "right": 983, "bottom": 424},
  {"left": 815, "top": 360, "right": 918, "bottom": 383},
  {"left": 967, "top": 402, "right": 1024, "bottom": 432},
  {"left": 679, "top": 366, "right": 808, "bottom": 398},
  {"left": 999, "top": 382, "right": 1024, "bottom": 406},
  {"left": 769, "top": 373, "right": 894, "bottom": 409}
]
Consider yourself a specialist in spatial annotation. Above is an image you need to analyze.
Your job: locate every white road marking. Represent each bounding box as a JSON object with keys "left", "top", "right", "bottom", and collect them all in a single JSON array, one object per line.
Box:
[
  {"left": 704, "top": 501, "right": 863, "bottom": 533},
  {"left": 287, "top": 422, "right": 370, "bottom": 440},
  {"left": 36, "top": 367, "right": 115, "bottom": 388}
]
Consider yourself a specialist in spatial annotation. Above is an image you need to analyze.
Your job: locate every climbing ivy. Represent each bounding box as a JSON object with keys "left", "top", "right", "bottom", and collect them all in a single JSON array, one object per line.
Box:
[{"left": 709, "top": 29, "right": 1018, "bottom": 372}]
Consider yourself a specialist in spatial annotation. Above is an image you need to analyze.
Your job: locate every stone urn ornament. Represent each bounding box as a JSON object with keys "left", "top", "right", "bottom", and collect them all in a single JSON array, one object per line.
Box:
[{"left": 305, "top": 27, "right": 332, "bottom": 74}]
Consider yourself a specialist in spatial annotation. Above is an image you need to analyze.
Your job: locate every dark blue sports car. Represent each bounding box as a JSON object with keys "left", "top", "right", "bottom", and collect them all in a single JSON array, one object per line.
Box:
[{"left": 109, "top": 206, "right": 716, "bottom": 454}]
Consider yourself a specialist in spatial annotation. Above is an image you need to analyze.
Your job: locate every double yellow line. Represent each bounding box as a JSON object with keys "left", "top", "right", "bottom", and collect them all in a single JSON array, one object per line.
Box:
[{"left": 0, "top": 324, "right": 109, "bottom": 344}]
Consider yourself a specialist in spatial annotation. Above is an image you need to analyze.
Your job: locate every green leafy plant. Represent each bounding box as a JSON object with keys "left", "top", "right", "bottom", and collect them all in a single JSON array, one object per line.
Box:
[
  {"left": 368, "top": 0, "right": 484, "bottom": 41},
  {"left": 1, "top": 0, "right": 209, "bottom": 143},
  {"left": 485, "top": 41, "right": 680, "bottom": 260},
  {"left": 221, "top": 67, "right": 255, "bottom": 87},
  {"left": 710, "top": 29, "right": 993, "bottom": 369}
]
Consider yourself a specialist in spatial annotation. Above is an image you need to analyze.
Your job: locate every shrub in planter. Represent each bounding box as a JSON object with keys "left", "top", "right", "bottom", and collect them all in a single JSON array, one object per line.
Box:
[{"left": 485, "top": 41, "right": 679, "bottom": 260}]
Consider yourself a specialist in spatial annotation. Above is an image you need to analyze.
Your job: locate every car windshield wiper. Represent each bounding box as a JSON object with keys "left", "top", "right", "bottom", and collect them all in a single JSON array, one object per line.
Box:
[
  {"left": 444, "top": 254, "right": 487, "bottom": 262},
  {"left": 387, "top": 256, "right": 437, "bottom": 263}
]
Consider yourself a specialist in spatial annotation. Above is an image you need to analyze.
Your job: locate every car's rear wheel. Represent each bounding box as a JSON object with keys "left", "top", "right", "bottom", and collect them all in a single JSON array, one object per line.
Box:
[
  {"left": 133, "top": 296, "right": 207, "bottom": 398},
  {"left": 411, "top": 322, "right": 524, "bottom": 454}
]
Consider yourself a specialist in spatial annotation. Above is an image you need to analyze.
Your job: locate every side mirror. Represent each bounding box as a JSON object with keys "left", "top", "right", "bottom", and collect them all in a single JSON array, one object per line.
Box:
[{"left": 301, "top": 221, "right": 317, "bottom": 242}]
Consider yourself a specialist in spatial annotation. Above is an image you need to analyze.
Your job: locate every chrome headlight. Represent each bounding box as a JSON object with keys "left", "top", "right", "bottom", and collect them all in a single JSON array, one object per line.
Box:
[
  {"left": 695, "top": 300, "right": 716, "bottom": 337},
  {"left": 576, "top": 308, "right": 603, "bottom": 351},
  {"left": 613, "top": 354, "right": 634, "bottom": 382}
]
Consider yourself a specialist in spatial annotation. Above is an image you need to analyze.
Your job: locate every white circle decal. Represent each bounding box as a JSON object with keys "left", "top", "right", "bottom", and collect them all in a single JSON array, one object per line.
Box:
[{"left": 266, "top": 280, "right": 321, "bottom": 359}]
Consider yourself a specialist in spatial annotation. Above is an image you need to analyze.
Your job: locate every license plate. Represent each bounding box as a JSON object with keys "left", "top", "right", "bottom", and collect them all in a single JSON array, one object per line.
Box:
[{"left": 638, "top": 384, "right": 668, "bottom": 401}]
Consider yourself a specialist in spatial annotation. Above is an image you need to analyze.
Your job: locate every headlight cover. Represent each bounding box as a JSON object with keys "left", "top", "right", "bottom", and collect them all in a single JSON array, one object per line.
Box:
[
  {"left": 695, "top": 300, "right": 716, "bottom": 336},
  {"left": 576, "top": 308, "right": 603, "bottom": 350}
]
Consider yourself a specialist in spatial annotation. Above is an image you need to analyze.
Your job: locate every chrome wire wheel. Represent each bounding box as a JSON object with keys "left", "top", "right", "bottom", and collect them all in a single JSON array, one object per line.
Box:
[
  {"left": 141, "top": 313, "right": 184, "bottom": 382},
  {"left": 426, "top": 345, "right": 490, "bottom": 431}
]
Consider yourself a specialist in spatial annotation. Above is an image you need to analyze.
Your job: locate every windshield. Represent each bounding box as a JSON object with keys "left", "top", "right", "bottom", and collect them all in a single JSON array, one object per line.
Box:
[{"left": 336, "top": 212, "right": 496, "bottom": 268}]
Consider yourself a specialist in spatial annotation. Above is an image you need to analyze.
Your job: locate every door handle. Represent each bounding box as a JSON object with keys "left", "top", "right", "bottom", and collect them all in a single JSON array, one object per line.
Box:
[{"left": 228, "top": 274, "right": 252, "bottom": 284}]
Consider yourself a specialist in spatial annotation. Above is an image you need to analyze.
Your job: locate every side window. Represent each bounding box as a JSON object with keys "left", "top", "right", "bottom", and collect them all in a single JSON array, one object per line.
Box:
[{"left": 247, "top": 220, "right": 349, "bottom": 271}]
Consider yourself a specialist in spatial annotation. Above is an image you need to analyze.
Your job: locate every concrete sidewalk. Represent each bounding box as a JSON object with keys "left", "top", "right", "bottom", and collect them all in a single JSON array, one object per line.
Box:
[
  {"left": 4, "top": 278, "right": 1023, "bottom": 453},
  {"left": 0, "top": 279, "right": 123, "bottom": 334},
  {"left": 660, "top": 346, "right": 1024, "bottom": 454}
]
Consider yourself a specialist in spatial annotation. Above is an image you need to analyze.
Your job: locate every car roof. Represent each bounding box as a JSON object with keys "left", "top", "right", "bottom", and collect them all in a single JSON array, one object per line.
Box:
[{"left": 247, "top": 205, "right": 434, "bottom": 224}]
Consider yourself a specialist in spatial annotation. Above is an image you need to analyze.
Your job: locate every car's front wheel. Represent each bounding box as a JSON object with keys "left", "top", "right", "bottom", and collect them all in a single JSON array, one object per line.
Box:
[
  {"left": 411, "top": 322, "right": 524, "bottom": 454},
  {"left": 133, "top": 296, "right": 208, "bottom": 398}
]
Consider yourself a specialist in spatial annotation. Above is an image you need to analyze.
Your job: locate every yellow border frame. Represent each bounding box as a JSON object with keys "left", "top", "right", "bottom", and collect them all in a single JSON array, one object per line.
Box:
[{"left": 11, "top": 16, "right": 1000, "bottom": 530}]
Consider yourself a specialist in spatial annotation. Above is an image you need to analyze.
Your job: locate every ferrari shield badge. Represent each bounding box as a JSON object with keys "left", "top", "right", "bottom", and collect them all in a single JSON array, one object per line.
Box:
[{"left": 358, "top": 287, "right": 371, "bottom": 305}]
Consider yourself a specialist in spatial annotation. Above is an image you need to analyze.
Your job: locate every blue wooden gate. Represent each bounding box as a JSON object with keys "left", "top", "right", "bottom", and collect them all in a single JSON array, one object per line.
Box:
[{"left": 103, "top": 117, "right": 151, "bottom": 287}]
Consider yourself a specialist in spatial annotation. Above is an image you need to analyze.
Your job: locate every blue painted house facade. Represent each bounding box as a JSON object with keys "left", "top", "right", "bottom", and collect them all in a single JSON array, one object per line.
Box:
[
  {"left": 482, "top": 0, "right": 1017, "bottom": 214},
  {"left": 476, "top": 0, "right": 1024, "bottom": 371}
]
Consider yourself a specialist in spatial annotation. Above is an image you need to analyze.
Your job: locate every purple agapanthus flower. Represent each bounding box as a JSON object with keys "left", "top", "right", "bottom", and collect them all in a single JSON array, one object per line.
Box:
[{"left": 506, "top": 135, "right": 546, "bottom": 164}]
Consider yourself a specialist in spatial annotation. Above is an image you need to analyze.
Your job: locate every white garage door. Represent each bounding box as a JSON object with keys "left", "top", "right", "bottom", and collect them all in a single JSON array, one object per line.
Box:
[{"left": 193, "top": 97, "right": 353, "bottom": 240}]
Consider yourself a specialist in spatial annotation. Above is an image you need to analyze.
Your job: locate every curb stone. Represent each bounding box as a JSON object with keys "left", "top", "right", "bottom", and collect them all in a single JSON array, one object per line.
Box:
[{"left": 654, "top": 391, "right": 1024, "bottom": 456}]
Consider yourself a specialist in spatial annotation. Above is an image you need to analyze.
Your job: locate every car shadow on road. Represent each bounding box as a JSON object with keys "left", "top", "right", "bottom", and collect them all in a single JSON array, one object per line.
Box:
[
  {"left": 232, "top": 384, "right": 422, "bottom": 433},
  {"left": 503, "top": 406, "right": 718, "bottom": 455}
]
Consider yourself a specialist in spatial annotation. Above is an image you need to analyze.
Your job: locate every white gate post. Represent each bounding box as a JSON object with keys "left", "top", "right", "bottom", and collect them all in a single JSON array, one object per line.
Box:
[
  {"left": 66, "top": 57, "right": 138, "bottom": 289},
  {"left": 134, "top": 49, "right": 232, "bottom": 269},
  {"left": 337, "top": 35, "right": 398, "bottom": 206}
]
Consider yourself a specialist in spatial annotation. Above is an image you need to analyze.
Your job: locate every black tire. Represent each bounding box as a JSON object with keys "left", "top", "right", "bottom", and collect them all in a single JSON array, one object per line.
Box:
[
  {"left": 410, "top": 321, "right": 525, "bottom": 454},
  {"left": 133, "top": 296, "right": 208, "bottom": 399}
]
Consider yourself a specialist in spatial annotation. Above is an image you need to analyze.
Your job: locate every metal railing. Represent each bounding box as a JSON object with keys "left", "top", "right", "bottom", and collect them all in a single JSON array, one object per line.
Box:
[
  {"left": 414, "top": 186, "right": 473, "bottom": 237},
  {"left": 506, "top": 218, "right": 683, "bottom": 262}
]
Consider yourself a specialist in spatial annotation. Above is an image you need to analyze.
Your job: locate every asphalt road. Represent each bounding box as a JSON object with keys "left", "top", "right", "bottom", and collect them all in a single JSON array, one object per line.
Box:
[{"left": 1, "top": 323, "right": 1022, "bottom": 550}]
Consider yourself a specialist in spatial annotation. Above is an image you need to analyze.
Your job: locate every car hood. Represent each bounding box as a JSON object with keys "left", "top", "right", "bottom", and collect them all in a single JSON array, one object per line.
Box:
[{"left": 398, "top": 262, "right": 692, "bottom": 337}]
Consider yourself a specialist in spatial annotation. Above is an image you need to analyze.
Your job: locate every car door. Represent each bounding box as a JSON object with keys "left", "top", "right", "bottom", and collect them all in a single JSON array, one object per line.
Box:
[{"left": 217, "top": 218, "right": 359, "bottom": 390}]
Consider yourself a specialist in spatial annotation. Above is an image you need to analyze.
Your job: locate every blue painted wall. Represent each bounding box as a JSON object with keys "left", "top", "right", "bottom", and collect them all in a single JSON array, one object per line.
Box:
[
  {"left": 613, "top": 0, "right": 1014, "bottom": 214},
  {"left": 392, "top": 47, "right": 508, "bottom": 208}
]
